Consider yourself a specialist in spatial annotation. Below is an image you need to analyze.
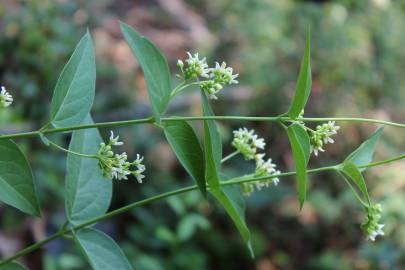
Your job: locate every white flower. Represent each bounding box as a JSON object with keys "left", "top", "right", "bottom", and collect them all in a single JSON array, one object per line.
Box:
[
  {"left": 97, "top": 132, "right": 146, "bottom": 182},
  {"left": 109, "top": 131, "right": 124, "bottom": 146},
  {"left": 310, "top": 121, "right": 340, "bottom": 156},
  {"left": 312, "top": 146, "right": 325, "bottom": 157},
  {"left": 210, "top": 62, "right": 239, "bottom": 85},
  {"left": 0, "top": 86, "right": 13, "bottom": 107},
  {"left": 184, "top": 52, "right": 210, "bottom": 79},
  {"left": 362, "top": 203, "right": 385, "bottom": 241},
  {"left": 242, "top": 154, "right": 280, "bottom": 196},
  {"left": 367, "top": 224, "right": 385, "bottom": 241},
  {"left": 177, "top": 59, "right": 184, "bottom": 69},
  {"left": 272, "top": 173, "right": 280, "bottom": 186},
  {"left": 200, "top": 80, "right": 223, "bottom": 100},
  {"left": 255, "top": 155, "right": 277, "bottom": 176},
  {"left": 252, "top": 135, "right": 266, "bottom": 149},
  {"left": 132, "top": 154, "right": 146, "bottom": 183},
  {"left": 232, "top": 128, "right": 264, "bottom": 160}
]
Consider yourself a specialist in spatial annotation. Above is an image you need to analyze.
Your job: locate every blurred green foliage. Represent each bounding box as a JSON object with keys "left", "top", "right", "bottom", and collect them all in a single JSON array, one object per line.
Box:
[{"left": 0, "top": 0, "right": 404, "bottom": 269}]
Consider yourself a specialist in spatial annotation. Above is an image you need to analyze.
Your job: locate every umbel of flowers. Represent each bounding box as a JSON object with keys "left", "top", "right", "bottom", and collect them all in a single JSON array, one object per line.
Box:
[
  {"left": 309, "top": 121, "right": 340, "bottom": 156},
  {"left": 296, "top": 111, "right": 340, "bottom": 157},
  {"left": 362, "top": 203, "right": 385, "bottom": 241},
  {"left": 97, "top": 131, "right": 145, "bottom": 183},
  {"left": 231, "top": 128, "right": 280, "bottom": 195},
  {"left": 177, "top": 52, "right": 238, "bottom": 99}
]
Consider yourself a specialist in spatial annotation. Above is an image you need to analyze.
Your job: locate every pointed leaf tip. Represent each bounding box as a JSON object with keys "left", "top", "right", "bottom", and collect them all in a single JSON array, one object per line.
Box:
[
  {"left": 120, "top": 22, "right": 171, "bottom": 125},
  {"left": 345, "top": 127, "right": 384, "bottom": 171},
  {"left": 287, "top": 29, "right": 312, "bottom": 119},
  {"left": 50, "top": 31, "right": 96, "bottom": 128}
]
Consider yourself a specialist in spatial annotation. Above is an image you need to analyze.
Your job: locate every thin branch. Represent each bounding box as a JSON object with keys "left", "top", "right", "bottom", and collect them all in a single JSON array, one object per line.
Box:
[
  {"left": 1, "top": 154, "right": 403, "bottom": 266},
  {"left": 0, "top": 116, "right": 404, "bottom": 140}
]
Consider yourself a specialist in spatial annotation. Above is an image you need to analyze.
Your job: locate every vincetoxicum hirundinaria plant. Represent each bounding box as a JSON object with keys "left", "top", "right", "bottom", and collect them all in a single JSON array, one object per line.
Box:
[{"left": 0, "top": 23, "right": 404, "bottom": 269}]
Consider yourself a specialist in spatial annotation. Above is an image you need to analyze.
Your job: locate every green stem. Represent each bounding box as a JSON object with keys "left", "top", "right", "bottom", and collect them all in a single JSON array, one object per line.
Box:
[
  {"left": 221, "top": 150, "right": 239, "bottom": 163},
  {"left": 337, "top": 171, "right": 368, "bottom": 207},
  {"left": 47, "top": 139, "right": 97, "bottom": 159},
  {"left": 1, "top": 116, "right": 403, "bottom": 141},
  {"left": 170, "top": 80, "right": 187, "bottom": 97},
  {"left": 1, "top": 154, "right": 403, "bottom": 266},
  {"left": 359, "top": 154, "right": 405, "bottom": 168},
  {"left": 170, "top": 81, "right": 203, "bottom": 97}
]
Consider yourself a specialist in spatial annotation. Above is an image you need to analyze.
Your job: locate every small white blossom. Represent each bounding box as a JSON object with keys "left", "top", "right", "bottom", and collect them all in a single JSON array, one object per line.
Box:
[
  {"left": 252, "top": 135, "right": 266, "bottom": 150},
  {"left": 242, "top": 153, "right": 280, "bottom": 196},
  {"left": 182, "top": 52, "right": 210, "bottom": 79},
  {"left": 362, "top": 203, "right": 385, "bottom": 241},
  {"left": 177, "top": 53, "right": 239, "bottom": 99},
  {"left": 97, "top": 131, "right": 146, "bottom": 182},
  {"left": 109, "top": 131, "right": 124, "bottom": 146},
  {"left": 310, "top": 121, "right": 340, "bottom": 156},
  {"left": 255, "top": 155, "right": 277, "bottom": 176},
  {"left": 132, "top": 154, "right": 146, "bottom": 183},
  {"left": 272, "top": 174, "right": 280, "bottom": 186},
  {"left": 0, "top": 86, "right": 13, "bottom": 107},
  {"left": 232, "top": 128, "right": 266, "bottom": 160},
  {"left": 177, "top": 59, "right": 184, "bottom": 69},
  {"left": 210, "top": 62, "right": 239, "bottom": 85},
  {"left": 200, "top": 80, "right": 223, "bottom": 100},
  {"left": 367, "top": 224, "right": 385, "bottom": 241}
]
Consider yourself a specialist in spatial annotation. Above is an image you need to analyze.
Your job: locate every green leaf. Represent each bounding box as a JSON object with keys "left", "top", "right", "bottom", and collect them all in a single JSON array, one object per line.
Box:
[
  {"left": 0, "top": 139, "right": 40, "bottom": 216},
  {"left": 286, "top": 123, "right": 311, "bottom": 209},
  {"left": 0, "top": 262, "right": 28, "bottom": 270},
  {"left": 345, "top": 127, "right": 384, "bottom": 172},
  {"left": 74, "top": 228, "right": 133, "bottom": 270},
  {"left": 212, "top": 185, "right": 253, "bottom": 258},
  {"left": 50, "top": 31, "right": 96, "bottom": 128},
  {"left": 287, "top": 28, "right": 312, "bottom": 119},
  {"left": 339, "top": 162, "right": 370, "bottom": 204},
  {"left": 120, "top": 22, "right": 171, "bottom": 125},
  {"left": 201, "top": 91, "right": 222, "bottom": 191},
  {"left": 65, "top": 115, "right": 112, "bottom": 226},
  {"left": 163, "top": 120, "right": 206, "bottom": 196}
]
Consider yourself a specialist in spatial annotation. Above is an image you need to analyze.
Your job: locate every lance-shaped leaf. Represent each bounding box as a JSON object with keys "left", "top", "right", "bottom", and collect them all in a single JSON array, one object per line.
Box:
[
  {"left": 65, "top": 115, "right": 112, "bottom": 226},
  {"left": 212, "top": 185, "right": 253, "bottom": 258},
  {"left": 345, "top": 127, "right": 384, "bottom": 172},
  {"left": 287, "top": 28, "right": 312, "bottom": 119},
  {"left": 287, "top": 123, "right": 311, "bottom": 209},
  {"left": 0, "top": 139, "right": 40, "bottom": 216},
  {"left": 50, "top": 31, "right": 96, "bottom": 128},
  {"left": 201, "top": 91, "right": 222, "bottom": 191},
  {"left": 0, "top": 262, "right": 28, "bottom": 270},
  {"left": 338, "top": 162, "right": 370, "bottom": 205},
  {"left": 74, "top": 228, "right": 133, "bottom": 270},
  {"left": 120, "top": 22, "right": 171, "bottom": 125},
  {"left": 163, "top": 120, "right": 206, "bottom": 196}
]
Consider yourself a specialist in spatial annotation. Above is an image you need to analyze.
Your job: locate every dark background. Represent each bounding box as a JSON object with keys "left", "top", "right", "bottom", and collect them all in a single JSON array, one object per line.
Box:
[{"left": 0, "top": 0, "right": 404, "bottom": 269}]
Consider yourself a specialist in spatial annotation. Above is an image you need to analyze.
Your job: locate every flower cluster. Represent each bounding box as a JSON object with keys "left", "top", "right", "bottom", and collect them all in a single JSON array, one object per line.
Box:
[
  {"left": 97, "top": 131, "right": 145, "bottom": 183},
  {"left": 242, "top": 154, "right": 281, "bottom": 196},
  {"left": 232, "top": 128, "right": 265, "bottom": 160},
  {"left": 177, "top": 53, "right": 238, "bottom": 99},
  {"left": 232, "top": 128, "right": 280, "bottom": 195},
  {"left": 309, "top": 121, "right": 340, "bottom": 156},
  {"left": 0, "top": 86, "right": 13, "bottom": 107},
  {"left": 361, "top": 203, "right": 385, "bottom": 241},
  {"left": 177, "top": 52, "right": 210, "bottom": 79}
]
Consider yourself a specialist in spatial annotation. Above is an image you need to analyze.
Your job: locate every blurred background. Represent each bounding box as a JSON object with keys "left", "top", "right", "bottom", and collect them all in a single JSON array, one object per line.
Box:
[{"left": 0, "top": 0, "right": 404, "bottom": 269}]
